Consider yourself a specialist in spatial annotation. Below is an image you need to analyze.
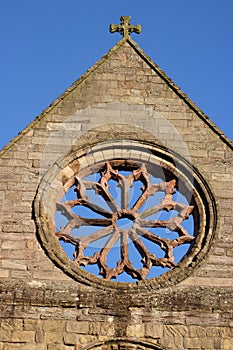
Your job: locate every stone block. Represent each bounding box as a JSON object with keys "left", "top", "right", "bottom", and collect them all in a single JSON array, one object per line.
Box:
[
  {"left": 89, "top": 322, "right": 115, "bottom": 336},
  {"left": 126, "top": 324, "right": 145, "bottom": 338},
  {"left": 10, "top": 270, "right": 32, "bottom": 279},
  {"left": 184, "top": 336, "right": 214, "bottom": 349},
  {"left": 0, "top": 269, "right": 9, "bottom": 278},
  {"left": 2, "top": 260, "right": 27, "bottom": 270},
  {"left": 42, "top": 320, "right": 64, "bottom": 332},
  {"left": 189, "top": 326, "right": 207, "bottom": 338},
  {"left": 220, "top": 338, "right": 233, "bottom": 349},
  {"left": 0, "top": 322, "right": 11, "bottom": 341},
  {"left": 63, "top": 333, "right": 79, "bottom": 345},
  {"left": 4, "top": 345, "right": 46, "bottom": 350},
  {"left": 11, "top": 330, "right": 35, "bottom": 342},
  {"left": 48, "top": 345, "right": 73, "bottom": 350},
  {"left": 79, "top": 335, "right": 97, "bottom": 345},
  {"left": 144, "top": 323, "right": 163, "bottom": 339},
  {"left": 66, "top": 321, "right": 89, "bottom": 334},
  {"left": 44, "top": 331, "right": 63, "bottom": 344},
  {"left": 28, "top": 152, "right": 42, "bottom": 160}
]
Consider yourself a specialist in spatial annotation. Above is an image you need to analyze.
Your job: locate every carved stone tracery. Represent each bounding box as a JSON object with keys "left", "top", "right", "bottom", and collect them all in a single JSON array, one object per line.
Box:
[{"left": 55, "top": 160, "right": 194, "bottom": 281}]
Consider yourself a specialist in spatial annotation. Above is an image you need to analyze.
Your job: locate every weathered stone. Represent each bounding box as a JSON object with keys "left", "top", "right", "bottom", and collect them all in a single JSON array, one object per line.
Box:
[
  {"left": 11, "top": 330, "right": 35, "bottom": 342},
  {"left": 0, "top": 16, "right": 232, "bottom": 350},
  {"left": 66, "top": 321, "right": 89, "bottom": 334},
  {"left": 44, "top": 331, "right": 63, "bottom": 344}
]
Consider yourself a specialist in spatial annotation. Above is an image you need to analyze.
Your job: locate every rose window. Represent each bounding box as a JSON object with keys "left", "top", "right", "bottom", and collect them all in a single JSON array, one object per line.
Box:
[{"left": 55, "top": 159, "right": 195, "bottom": 282}]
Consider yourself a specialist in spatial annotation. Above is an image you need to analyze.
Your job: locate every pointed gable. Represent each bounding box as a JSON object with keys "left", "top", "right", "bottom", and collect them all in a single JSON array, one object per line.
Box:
[
  {"left": 0, "top": 16, "right": 232, "bottom": 350},
  {"left": 1, "top": 33, "right": 232, "bottom": 159}
]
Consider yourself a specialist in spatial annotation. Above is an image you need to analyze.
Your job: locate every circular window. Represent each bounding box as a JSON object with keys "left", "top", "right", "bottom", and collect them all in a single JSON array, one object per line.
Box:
[
  {"left": 56, "top": 159, "right": 195, "bottom": 282},
  {"left": 34, "top": 140, "right": 217, "bottom": 290}
]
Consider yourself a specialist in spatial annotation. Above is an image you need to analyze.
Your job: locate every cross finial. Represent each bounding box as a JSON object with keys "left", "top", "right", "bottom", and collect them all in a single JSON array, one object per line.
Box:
[{"left": 110, "top": 16, "right": 141, "bottom": 39}]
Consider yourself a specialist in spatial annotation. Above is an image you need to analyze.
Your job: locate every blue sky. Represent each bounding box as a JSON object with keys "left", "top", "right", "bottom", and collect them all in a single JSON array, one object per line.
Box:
[{"left": 0, "top": 0, "right": 233, "bottom": 149}]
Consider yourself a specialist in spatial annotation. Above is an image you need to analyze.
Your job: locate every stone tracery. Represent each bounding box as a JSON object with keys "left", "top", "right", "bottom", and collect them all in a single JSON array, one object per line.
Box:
[{"left": 55, "top": 160, "right": 194, "bottom": 281}]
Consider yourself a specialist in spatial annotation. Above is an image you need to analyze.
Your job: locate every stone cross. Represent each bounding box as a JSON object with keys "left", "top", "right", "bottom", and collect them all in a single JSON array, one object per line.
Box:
[{"left": 110, "top": 16, "right": 141, "bottom": 39}]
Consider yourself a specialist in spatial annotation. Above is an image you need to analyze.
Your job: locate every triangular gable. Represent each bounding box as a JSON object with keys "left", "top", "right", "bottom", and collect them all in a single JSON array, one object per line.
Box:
[{"left": 1, "top": 35, "right": 232, "bottom": 158}]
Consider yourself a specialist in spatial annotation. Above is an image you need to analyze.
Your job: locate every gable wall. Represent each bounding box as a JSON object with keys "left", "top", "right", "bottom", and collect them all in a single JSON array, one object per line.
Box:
[{"left": 0, "top": 40, "right": 232, "bottom": 349}]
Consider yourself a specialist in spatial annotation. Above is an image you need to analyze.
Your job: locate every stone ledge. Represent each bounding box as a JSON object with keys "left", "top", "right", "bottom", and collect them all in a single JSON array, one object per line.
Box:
[{"left": 0, "top": 280, "right": 232, "bottom": 313}]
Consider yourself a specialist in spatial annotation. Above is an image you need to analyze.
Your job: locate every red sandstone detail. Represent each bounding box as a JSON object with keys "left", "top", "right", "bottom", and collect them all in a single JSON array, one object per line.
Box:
[{"left": 55, "top": 161, "right": 194, "bottom": 280}]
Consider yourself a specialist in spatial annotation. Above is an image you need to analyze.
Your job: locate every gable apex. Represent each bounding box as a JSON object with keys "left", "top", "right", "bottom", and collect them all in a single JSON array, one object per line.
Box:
[{"left": 1, "top": 31, "right": 232, "bottom": 157}]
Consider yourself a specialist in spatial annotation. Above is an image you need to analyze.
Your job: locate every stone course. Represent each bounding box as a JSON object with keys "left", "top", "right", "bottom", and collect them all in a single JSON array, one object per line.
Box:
[{"left": 0, "top": 35, "right": 232, "bottom": 349}]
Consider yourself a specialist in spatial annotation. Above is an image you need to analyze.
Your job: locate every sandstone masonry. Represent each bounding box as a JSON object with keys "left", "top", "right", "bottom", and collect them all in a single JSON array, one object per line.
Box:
[{"left": 0, "top": 29, "right": 232, "bottom": 350}]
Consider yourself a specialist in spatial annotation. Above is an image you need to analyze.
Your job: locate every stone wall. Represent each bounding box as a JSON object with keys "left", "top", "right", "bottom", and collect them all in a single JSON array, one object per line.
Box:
[{"left": 0, "top": 38, "right": 232, "bottom": 349}]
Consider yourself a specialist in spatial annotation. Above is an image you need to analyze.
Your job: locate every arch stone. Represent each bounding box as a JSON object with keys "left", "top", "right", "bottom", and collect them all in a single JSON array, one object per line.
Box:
[{"left": 81, "top": 338, "right": 165, "bottom": 350}]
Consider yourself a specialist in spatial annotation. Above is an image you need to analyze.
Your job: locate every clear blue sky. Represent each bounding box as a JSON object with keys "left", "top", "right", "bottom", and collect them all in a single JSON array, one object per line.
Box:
[{"left": 1, "top": 0, "right": 233, "bottom": 149}]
